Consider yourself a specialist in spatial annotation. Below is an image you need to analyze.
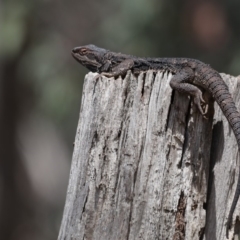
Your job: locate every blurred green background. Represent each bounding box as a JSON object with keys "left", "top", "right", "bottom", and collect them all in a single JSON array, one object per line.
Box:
[{"left": 1, "top": 0, "right": 240, "bottom": 239}]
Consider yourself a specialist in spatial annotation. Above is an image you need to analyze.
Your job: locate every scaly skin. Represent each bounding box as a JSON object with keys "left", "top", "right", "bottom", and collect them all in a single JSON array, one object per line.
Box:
[{"left": 72, "top": 44, "right": 240, "bottom": 238}]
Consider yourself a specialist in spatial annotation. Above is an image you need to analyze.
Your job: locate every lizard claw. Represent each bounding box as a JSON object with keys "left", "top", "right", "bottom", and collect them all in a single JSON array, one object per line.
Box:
[
  {"left": 193, "top": 91, "right": 207, "bottom": 116},
  {"left": 201, "top": 103, "right": 209, "bottom": 119},
  {"left": 102, "top": 72, "right": 115, "bottom": 78},
  {"left": 92, "top": 72, "right": 114, "bottom": 81},
  {"left": 93, "top": 74, "right": 102, "bottom": 81},
  {"left": 202, "top": 103, "right": 208, "bottom": 114}
]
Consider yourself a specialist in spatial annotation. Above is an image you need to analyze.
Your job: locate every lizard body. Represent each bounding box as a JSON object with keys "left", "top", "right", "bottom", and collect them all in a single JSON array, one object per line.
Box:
[{"left": 72, "top": 44, "right": 240, "bottom": 238}]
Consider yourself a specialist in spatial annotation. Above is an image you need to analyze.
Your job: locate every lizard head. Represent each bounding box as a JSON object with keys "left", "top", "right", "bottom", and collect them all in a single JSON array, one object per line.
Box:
[{"left": 71, "top": 44, "right": 108, "bottom": 72}]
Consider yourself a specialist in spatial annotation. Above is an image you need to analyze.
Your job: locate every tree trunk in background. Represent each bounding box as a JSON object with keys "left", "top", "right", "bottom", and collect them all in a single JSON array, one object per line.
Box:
[
  {"left": 58, "top": 71, "right": 240, "bottom": 240},
  {"left": 0, "top": 32, "right": 37, "bottom": 239}
]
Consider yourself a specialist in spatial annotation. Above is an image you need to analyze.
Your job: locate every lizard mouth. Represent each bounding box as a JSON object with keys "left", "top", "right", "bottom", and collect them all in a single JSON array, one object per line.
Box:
[
  {"left": 71, "top": 51, "right": 82, "bottom": 62},
  {"left": 71, "top": 50, "right": 101, "bottom": 72},
  {"left": 71, "top": 51, "right": 90, "bottom": 65}
]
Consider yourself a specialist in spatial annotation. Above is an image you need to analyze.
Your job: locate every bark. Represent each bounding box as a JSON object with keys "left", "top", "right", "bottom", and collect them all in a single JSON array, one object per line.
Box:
[{"left": 58, "top": 71, "right": 240, "bottom": 240}]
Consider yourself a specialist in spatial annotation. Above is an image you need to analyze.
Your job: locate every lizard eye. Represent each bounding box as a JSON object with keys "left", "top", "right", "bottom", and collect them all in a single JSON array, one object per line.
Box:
[{"left": 80, "top": 48, "right": 88, "bottom": 55}]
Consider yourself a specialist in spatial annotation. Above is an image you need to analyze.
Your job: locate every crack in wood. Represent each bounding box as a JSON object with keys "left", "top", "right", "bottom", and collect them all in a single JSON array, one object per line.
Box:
[
  {"left": 165, "top": 90, "right": 175, "bottom": 132},
  {"left": 173, "top": 191, "right": 186, "bottom": 240},
  {"left": 178, "top": 100, "right": 192, "bottom": 169}
]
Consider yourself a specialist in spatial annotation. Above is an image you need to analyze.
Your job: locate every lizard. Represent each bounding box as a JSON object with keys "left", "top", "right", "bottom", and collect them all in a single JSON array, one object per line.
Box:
[{"left": 72, "top": 44, "right": 240, "bottom": 238}]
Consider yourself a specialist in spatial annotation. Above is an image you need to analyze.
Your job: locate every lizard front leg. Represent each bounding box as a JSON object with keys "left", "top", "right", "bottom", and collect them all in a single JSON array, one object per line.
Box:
[
  {"left": 102, "top": 59, "right": 134, "bottom": 78},
  {"left": 170, "top": 67, "right": 206, "bottom": 115}
]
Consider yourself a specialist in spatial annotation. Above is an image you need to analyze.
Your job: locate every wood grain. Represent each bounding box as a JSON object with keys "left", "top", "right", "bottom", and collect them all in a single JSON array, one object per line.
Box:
[{"left": 58, "top": 71, "right": 240, "bottom": 240}]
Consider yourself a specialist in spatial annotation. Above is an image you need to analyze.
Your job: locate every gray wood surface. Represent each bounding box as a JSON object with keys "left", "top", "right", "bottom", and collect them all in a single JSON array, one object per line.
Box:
[
  {"left": 58, "top": 71, "right": 240, "bottom": 240},
  {"left": 204, "top": 74, "right": 240, "bottom": 240}
]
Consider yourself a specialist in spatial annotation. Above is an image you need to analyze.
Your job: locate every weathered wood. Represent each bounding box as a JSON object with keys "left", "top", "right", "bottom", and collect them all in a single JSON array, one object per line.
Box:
[
  {"left": 204, "top": 74, "right": 240, "bottom": 240},
  {"left": 58, "top": 71, "right": 240, "bottom": 240}
]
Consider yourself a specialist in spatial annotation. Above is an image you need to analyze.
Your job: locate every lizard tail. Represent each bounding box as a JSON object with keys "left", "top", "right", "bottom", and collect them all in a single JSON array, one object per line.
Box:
[{"left": 208, "top": 74, "right": 240, "bottom": 238}]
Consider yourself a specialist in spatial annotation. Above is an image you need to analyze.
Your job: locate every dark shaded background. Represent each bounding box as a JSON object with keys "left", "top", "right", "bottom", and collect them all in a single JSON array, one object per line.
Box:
[{"left": 1, "top": 0, "right": 240, "bottom": 239}]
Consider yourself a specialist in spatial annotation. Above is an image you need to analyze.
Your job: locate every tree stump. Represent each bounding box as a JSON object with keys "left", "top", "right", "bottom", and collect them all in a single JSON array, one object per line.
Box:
[
  {"left": 204, "top": 74, "right": 240, "bottom": 240},
  {"left": 58, "top": 71, "right": 240, "bottom": 240}
]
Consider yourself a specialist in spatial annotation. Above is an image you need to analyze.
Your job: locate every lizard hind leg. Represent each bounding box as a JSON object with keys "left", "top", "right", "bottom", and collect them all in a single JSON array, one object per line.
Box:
[{"left": 170, "top": 68, "right": 207, "bottom": 116}]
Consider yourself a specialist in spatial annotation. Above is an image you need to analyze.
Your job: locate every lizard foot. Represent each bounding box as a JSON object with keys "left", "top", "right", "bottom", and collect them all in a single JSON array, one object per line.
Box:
[
  {"left": 101, "top": 72, "right": 115, "bottom": 78},
  {"left": 93, "top": 72, "right": 121, "bottom": 80},
  {"left": 193, "top": 91, "right": 207, "bottom": 116},
  {"left": 201, "top": 103, "right": 209, "bottom": 119},
  {"left": 93, "top": 74, "right": 102, "bottom": 81},
  {"left": 92, "top": 72, "right": 116, "bottom": 81}
]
